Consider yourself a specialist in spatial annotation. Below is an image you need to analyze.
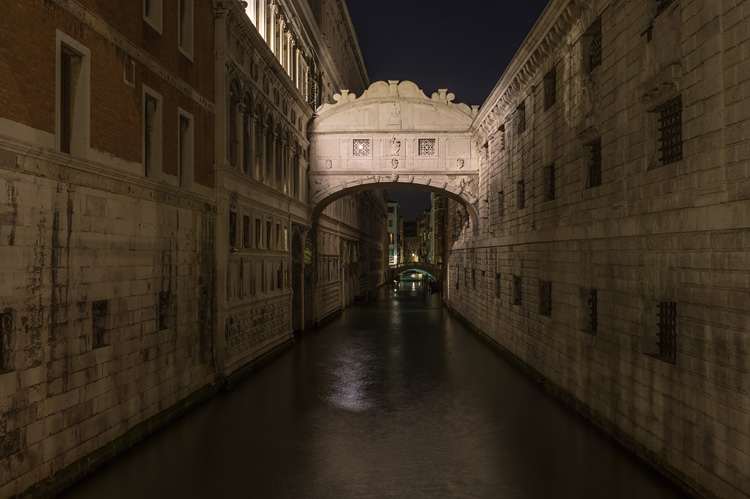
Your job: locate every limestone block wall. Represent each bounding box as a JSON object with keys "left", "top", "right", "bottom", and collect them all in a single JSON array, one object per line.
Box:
[
  {"left": 448, "top": 1, "right": 750, "bottom": 497},
  {"left": 0, "top": 150, "right": 216, "bottom": 497}
]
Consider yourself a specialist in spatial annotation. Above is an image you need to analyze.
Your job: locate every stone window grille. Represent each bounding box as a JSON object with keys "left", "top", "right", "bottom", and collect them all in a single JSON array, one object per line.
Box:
[
  {"left": 588, "top": 19, "right": 602, "bottom": 72},
  {"left": 544, "top": 66, "right": 557, "bottom": 110},
  {"left": 516, "top": 101, "right": 526, "bottom": 134},
  {"left": 586, "top": 288, "right": 599, "bottom": 334},
  {"left": 158, "top": 291, "right": 171, "bottom": 330},
  {"left": 495, "top": 274, "right": 501, "bottom": 299},
  {"left": 92, "top": 300, "right": 108, "bottom": 349},
  {"left": 543, "top": 163, "right": 556, "bottom": 201},
  {"left": 588, "top": 138, "right": 602, "bottom": 188},
  {"left": 539, "top": 281, "right": 552, "bottom": 316},
  {"left": 353, "top": 139, "right": 370, "bottom": 156},
  {"left": 243, "top": 216, "right": 250, "bottom": 248},
  {"left": 656, "top": 0, "right": 676, "bottom": 16},
  {"left": 657, "top": 301, "right": 677, "bottom": 362},
  {"left": 513, "top": 276, "right": 522, "bottom": 305},
  {"left": 517, "top": 180, "right": 525, "bottom": 209},
  {"left": 229, "top": 211, "right": 237, "bottom": 247},
  {"left": 418, "top": 138, "right": 436, "bottom": 156},
  {"left": 497, "top": 190, "right": 505, "bottom": 217},
  {"left": 657, "top": 96, "right": 682, "bottom": 166},
  {"left": 0, "top": 311, "right": 12, "bottom": 372}
]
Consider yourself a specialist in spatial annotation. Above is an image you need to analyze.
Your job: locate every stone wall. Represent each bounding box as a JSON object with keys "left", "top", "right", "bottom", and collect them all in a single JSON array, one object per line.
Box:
[{"left": 447, "top": 1, "right": 750, "bottom": 497}]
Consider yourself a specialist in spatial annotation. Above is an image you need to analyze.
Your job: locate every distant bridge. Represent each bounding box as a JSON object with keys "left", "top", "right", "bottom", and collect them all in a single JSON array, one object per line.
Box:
[{"left": 388, "top": 263, "right": 444, "bottom": 281}]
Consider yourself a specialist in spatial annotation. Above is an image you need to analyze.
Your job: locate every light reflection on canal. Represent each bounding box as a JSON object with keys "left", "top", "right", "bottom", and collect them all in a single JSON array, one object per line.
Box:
[{"left": 61, "top": 285, "right": 688, "bottom": 498}]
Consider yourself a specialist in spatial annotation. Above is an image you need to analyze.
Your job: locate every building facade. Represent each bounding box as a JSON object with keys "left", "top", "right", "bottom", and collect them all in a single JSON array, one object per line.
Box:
[
  {"left": 446, "top": 1, "right": 750, "bottom": 498},
  {"left": 0, "top": 0, "right": 386, "bottom": 496}
]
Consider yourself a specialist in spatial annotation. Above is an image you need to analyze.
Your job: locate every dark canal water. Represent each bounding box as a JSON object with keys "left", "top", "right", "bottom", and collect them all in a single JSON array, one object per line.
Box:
[{"left": 61, "top": 283, "right": 687, "bottom": 498}]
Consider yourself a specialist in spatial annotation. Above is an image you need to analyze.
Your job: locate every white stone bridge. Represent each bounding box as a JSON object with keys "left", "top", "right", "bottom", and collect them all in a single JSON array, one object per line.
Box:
[{"left": 308, "top": 80, "right": 481, "bottom": 219}]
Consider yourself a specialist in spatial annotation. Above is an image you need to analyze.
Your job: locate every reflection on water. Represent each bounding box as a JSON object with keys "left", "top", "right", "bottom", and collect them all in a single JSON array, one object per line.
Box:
[{"left": 61, "top": 287, "right": 688, "bottom": 499}]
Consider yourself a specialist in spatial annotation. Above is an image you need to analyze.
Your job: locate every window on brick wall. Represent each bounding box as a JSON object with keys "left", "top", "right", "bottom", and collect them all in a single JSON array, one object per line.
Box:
[
  {"left": 656, "top": 301, "right": 677, "bottom": 362},
  {"left": 472, "top": 269, "right": 476, "bottom": 289},
  {"left": 583, "top": 17, "right": 602, "bottom": 73},
  {"left": 497, "top": 190, "right": 505, "bottom": 217},
  {"left": 517, "top": 180, "right": 525, "bottom": 209},
  {"left": 178, "top": 110, "right": 194, "bottom": 188},
  {"left": 543, "top": 163, "right": 556, "bottom": 201},
  {"left": 544, "top": 66, "right": 557, "bottom": 110},
  {"left": 243, "top": 216, "right": 250, "bottom": 248},
  {"left": 255, "top": 217, "right": 262, "bottom": 249},
  {"left": 57, "top": 32, "right": 90, "bottom": 156},
  {"left": 158, "top": 291, "right": 171, "bottom": 330},
  {"left": 144, "top": 0, "right": 163, "bottom": 33},
  {"left": 92, "top": 300, "right": 108, "bottom": 349},
  {"left": 516, "top": 101, "right": 526, "bottom": 134},
  {"left": 539, "top": 281, "right": 552, "bottom": 316},
  {"left": 587, "top": 138, "right": 602, "bottom": 188},
  {"left": 587, "top": 288, "right": 598, "bottom": 334},
  {"left": 277, "top": 261, "right": 283, "bottom": 289},
  {"left": 513, "top": 276, "right": 522, "bottom": 306},
  {"left": 178, "top": 0, "right": 194, "bottom": 58},
  {"left": 143, "top": 87, "right": 162, "bottom": 178},
  {"left": 495, "top": 273, "right": 501, "bottom": 299},
  {"left": 0, "top": 311, "right": 12, "bottom": 372},
  {"left": 266, "top": 221, "right": 272, "bottom": 249},
  {"left": 656, "top": 96, "right": 682, "bottom": 166}
]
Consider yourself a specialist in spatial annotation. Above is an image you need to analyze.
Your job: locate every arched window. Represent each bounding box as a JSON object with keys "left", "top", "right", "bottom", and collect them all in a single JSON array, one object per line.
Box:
[{"left": 228, "top": 80, "right": 241, "bottom": 167}]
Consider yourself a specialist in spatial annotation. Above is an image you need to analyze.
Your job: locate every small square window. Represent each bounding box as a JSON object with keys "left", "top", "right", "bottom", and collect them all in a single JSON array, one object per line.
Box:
[
  {"left": 418, "top": 139, "right": 436, "bottom": 156},
  {"left": 353, "top": 139, "right": 370, "bottom": 157}
]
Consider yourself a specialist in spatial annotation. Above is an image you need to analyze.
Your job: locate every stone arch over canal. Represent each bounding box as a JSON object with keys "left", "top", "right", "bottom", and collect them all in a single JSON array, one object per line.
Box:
[{"left": 308, "top": 80, "right": 481, "bottom": 221}]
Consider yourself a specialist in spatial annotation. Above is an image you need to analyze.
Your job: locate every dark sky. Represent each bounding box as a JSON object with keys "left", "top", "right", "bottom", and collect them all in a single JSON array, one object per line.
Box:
[{"left": 345, "top": 0, "right": 549, "bottom": 220}]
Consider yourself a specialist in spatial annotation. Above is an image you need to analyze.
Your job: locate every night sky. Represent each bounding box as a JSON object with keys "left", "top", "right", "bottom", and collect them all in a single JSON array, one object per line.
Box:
[{"left": 346, "top": 0, "right": 549, "bottom": 221}]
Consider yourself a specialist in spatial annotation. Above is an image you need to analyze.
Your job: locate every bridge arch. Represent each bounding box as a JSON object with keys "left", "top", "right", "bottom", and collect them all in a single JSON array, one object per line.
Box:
[
  {"left": 308, "top": 80, "right": 481, "bottom": 221},
  {"left": 388, "top": 262, "right": 444, "bottom": 281}
]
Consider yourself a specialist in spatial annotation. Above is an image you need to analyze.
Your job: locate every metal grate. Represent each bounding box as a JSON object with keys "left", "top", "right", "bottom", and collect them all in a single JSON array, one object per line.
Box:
[
  {"left": 657, "top": 301, "right": 677, "bottom": 361},
  {"left": 543, "top": 164, "right": 555, "bottom": 201},
  {"left": 544, "top": 67, "right": 557, "bottom": 110},
  {"left": 589, "top": 138, "right": 602, "bottom": 187},
  {"left": 418, "top": 138, "right": 436, "bottom": 156},
  {"left": 588, "top": 289, "right": 598, "bottom": 334},
  {"left": 658, "top": 96, "right": 682, "bottom": 165},
  {"left": 517, "top": 180, "right": 525, "bottom": 209},
  {"left": 353, "top": 139, "right": 370, "bottom": 157},
  {"left": 589, "top": 24, "right": 602, "bottom": 72},
  {"left": 513, "top": 276, "right": 522, "bottom": 305},
  {"left": 656, "top": 0, "right": 676, "bottom": 15}
]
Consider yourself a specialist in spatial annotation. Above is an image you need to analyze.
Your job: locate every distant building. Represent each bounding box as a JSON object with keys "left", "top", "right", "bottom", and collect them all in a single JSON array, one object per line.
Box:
[{"left": 387, "top": 202, "right": 400, "bottom": 266}]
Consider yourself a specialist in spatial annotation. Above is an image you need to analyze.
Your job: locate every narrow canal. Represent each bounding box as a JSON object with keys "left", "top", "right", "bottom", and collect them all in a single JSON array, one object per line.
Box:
[{"left": 62, "top": 283, "right": 687, "bottom": 498}]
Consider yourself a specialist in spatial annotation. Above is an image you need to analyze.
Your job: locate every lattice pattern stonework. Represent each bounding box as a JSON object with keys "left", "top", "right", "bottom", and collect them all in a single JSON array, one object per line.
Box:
[
  {"left": 589, "top": 21, "right": 602, "bottom": 72},
  {"left": 353, "top": 139, "right": 370, "bottom": 157},
  {"left": 658, "top": 96, "right": 682, "bottom": 165},
  {"left": 418, "top": 138, "right": 436, "bottom": 156}
]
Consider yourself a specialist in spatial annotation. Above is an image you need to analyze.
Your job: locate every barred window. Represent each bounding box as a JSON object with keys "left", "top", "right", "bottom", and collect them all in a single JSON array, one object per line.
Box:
[
  {"left": 544, "top": 67, "right": 557, "bottom": 110},
  {"left": 418, "top": 138, "right": 436, "bottom": 156},
  {"left": 657, "top": 96, "right": 682, "bottom": 166},
  {"left": 353, "top": 139, "right": 370, "bottom": 157},
  {"left": 513, "top": 276, "right": 522, "bottom": 306},
  {"left": 657, "top": 301, "right": 677, "bottom": 362},
  {"left": 587, "top": 18, "right": 602, "bottom": 72},
  {"left": 587, "top": 289, "right": 598, "bottom": 334},
  {"left": 588, "top": 138, "right": 602, "bottom": 188},
  {"left": 539, "top": 281, "right": 551, "bottom": 316},
  {"left": 516, "top": 101, "right": 526, "bottom": 134},
  {"left": 543, "top": 163, "right": 555, "bottom": 201},
  {"left": 517, "top": 180, "right": 525, "bottom": 209}
]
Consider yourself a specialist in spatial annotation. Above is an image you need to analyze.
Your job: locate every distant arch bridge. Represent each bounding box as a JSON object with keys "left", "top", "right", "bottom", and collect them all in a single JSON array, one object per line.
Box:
[{"left": 388, "top": 263, "right": 444, "bottom": 281}]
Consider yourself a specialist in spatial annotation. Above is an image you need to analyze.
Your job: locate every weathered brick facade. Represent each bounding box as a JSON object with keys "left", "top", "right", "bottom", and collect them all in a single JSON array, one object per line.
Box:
[{"left": 446, "top": 1, "right": 750, "bottom": 497}]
